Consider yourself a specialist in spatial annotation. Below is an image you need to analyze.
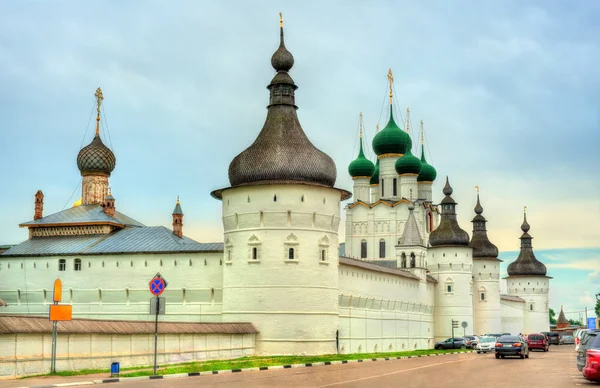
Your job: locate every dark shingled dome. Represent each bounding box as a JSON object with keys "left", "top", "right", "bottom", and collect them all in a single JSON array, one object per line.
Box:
[
  {"left": 77, "top": 135, "right": 116, "bottom": 176},
  {"left": 228, "top": 21, "right": 336, "bottom": 188},
  {"left": 507, "top": 213, "right": 547, "bottom": 276},
  {"left": 469, "top": 194, "right": 499, "bottom": 258},
  {"left": 429, "top": 177, "right": 470, "bottom": 246}
]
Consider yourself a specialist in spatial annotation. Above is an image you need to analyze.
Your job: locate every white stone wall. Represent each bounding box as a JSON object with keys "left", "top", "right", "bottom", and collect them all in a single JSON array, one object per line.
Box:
[
  {"left": 417, "top": 182, "right": 432, "bottom": 202},
  {"left": 338, "top": 263, "right": 435, "bottom": 353},
  {"left": 472, "top": 259, "right": 502, "bottom": 335},
  {"left": 352, "top": 178, "right": 370, "bottom": 203},
  {"left": 399, "top": 174, "right": 418, "bottom": 200},
  {"left": 506, "top": 275, "right": 550, "bottom": 334},
  {"left": 428, "top": 246, "right": 474, "bottom": 341},
  {"left": 220, "top": 184, "right": 341, "bottom": 355},
  {"left": 500, "top": 299, "right": 525, "bottom": 335},
  {"left": 0, "top": 252, "right": 224, "bottom": 322},
  {"left": 379, "top": 156, "right": 400, "bottom": 200},
  {"left": 0, "top": 332, "right": 255, "bottom": 378}
]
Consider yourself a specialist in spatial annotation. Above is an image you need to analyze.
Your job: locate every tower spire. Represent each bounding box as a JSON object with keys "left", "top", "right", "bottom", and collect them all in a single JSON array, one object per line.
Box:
[
  {"left": 94, "top": 87, "right": 104, "bottom": 136},
  {"left": 359, "top": 112, "right": 363, "bottom": 138},
  {"left": 420, "top": 120, "right": 425, "bottom": 145},
  {"left": 405, "top": 107, "right": 410, "bottom": 134},
  {"left": 387, "top": 68, "right": 394, "bottom": 105}
]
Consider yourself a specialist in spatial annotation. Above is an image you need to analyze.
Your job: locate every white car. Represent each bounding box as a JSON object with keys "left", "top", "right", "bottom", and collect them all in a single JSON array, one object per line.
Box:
[
  {"left": 575, "top": 329, "right": 586, "bottom": 352},
  {"left": 476, "top": 336, "right": 497, "bottom": 353}
]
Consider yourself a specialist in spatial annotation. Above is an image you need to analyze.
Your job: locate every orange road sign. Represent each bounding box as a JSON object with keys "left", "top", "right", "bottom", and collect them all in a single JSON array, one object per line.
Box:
[
  {"left": 49, "top": 304, "right": 72, "bottom": 321},
  {"left": 53, "top": 279, "right": 62, "bottom": 302}
]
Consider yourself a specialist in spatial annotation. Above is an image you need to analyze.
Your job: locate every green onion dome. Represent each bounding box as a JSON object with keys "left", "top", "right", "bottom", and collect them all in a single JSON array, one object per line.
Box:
[
  {"left": 417, "top": 144, "right": 437, "bottom": 182},
  {"left": 372, "top": 107, "right": 412, "bottom": 156},
  {"left": 369, "top": 159, "right": 380, "bottom": 185},
  {"left": 395, "top": 146, "right": 421, "bottom": 175},
  {"left": 348, "top": 136, "right": 375, "bottom": 178}
]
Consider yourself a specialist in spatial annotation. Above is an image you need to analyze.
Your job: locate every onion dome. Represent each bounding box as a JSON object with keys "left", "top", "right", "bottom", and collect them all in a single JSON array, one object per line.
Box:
[
  {"left": 469, "top": 193, "right": 499, "bottom": 258},
  {"left": 227, "top": 15, "right": 337, "bottom": 188},
  {"left": 369, "top": 159, "right": 380, "bottom": 185},
  {"left": 417, "top": 144, "right": 437, "bottom": 182},
  {"left": 429, "top": 177, "right": 470, "bottom": 246},
  {"left": 507, "top": 210, "right": 547, "bottom": 276},
  {"left": 372, "top": 107, "right": 412, "bottom": 156},
  {"left": 77, "top": 135, "right": 116, "bottom": 176},
  {"left": 395, "top": 147, "right": 422, "bottom": 175},
  {"left": 348, "top": 122, "right": 375, "bottom": 178}
]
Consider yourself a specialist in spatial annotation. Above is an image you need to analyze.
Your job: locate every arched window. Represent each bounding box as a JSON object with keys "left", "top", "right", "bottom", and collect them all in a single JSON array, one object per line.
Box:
[
  {"left": 401, "top": 253, "right": 407, "bottom": 268},
  {"left": 58, "top": 259, "right": 66, "bottom": 271},
  {"left": 410, "top": 253, "right": 416, "bottom": 268},
  {"left": 393, "top": 178, "right": 397, "bottom": 196},
  {"left": 252, "top": 247, "right": 258, "bottom": 260},
  {"left": 360, "top": 240, "right": 367, "bottom": 259},
  {"left": 321, "top": 249, "right": 326, "bottom": 261},
  {"left": 379, "top": 239, "right": 386, "bottom": 258},
  {"left": 288, "top": 248, "right": 295, "bottom": 260},
  {"left": 481, "top": 292, "right": 485, "bottom": 301},
  {"left": 74, "top": 258, "right": 82, "bottom": 271}
]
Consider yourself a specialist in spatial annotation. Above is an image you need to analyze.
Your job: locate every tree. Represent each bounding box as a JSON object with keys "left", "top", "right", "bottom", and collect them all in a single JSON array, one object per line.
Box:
[
  {"left": 569, "top": 319, "right": 583, "bottom": 326},
  {"left": 595, "top": 297, "right": 600, "bottom": 319},
  {"left": 549, "top": 308, "right": 556, "bottom": 325}
]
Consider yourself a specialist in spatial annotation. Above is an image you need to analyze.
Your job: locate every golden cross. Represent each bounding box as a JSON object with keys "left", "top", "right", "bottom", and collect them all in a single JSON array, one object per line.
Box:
[
  {"left": 94, "top": 87, "right": 104, "bottom": 135},
  {"left": 475, "top": 185, "right": 479, "bottom": 193},
  {"left": 387, "top": 68, "right": 394, "bottom": 104},
  {"left": 405, "top": 107, "right": 411, "bottom": 133},
  {"left": 359, "top": 112, "right": 363, "bottom": 138},
  {"left": 177, "top": 195, "right": 180, "bottom": 204},
  {"left": 376, "top": 124, "right": 380, "bottom": 132},
  {"left": 279, "top": 12, "right": 283, "bottom": 27}
]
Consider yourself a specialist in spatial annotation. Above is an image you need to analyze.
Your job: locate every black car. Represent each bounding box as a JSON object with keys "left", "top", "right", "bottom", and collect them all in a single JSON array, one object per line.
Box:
[
  {"left": 435, "top": 337, "right": 468, "bottom": 350},
  {"left": 495, "top": 335, "right": 529, "bottom": 359},
  {"left": 577, "top": 330, "right": 600, "bottom": 371},
  {"left": 541, "top": 331, "right": 560, "bottom": 345}
]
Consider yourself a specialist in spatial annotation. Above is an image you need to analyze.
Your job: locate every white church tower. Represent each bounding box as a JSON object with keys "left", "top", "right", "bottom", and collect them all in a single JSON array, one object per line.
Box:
[
  {"left": 469, "top": 190, "right": 502, "bottom": 335},
  {"left": 211, "top": 15, "right": 351, "bottom": 355},
  {"left": 428, "top": 178, "right": 474, "bottom": 340},
  {"left": 505, "top": 209, "right": 550, "bottom": 334}
]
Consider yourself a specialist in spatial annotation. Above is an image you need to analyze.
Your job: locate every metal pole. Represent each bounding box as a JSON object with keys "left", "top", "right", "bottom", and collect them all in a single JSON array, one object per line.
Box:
[
  {"left": 586, "top": 307, "right": 588, "bottom": 327},
  {"left": 51, "top": 320, "right": 57, "bottom": 373},
  {"left": 153, "top": 296, "right": 159, "bottom": 375}
]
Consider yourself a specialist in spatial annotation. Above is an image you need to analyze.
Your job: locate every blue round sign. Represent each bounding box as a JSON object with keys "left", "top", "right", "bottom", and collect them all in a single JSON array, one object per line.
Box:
[{"left": 149, "top": 277, "right": 165, "bottom": 296}]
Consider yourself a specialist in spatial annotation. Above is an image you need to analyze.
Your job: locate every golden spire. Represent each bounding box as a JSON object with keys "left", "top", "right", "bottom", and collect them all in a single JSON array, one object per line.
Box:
[
  {"left": 359, "top": 112, "right": 363, "bottom": 138},
  {"left": 279, "top": 12, "right": 283, "bottom": 27},
  {"left": 376, "top": 123, "right": 380, "bottom": 133},
  {"left": 475, "top": 185, "right": 480, "bottom": 194},
  {"left": 420, "top": 120, "right": 425, "bottom": 145},
  {"left": 524, "top": 205, "right": 527, "bottom": 214},
  {"left": 405, "top": 107, "right": 411, "bottom": 133},
  {"left": 177, "top": 195, "right": 180, "bottom": 204},
  {"left": 94, "top": 87, "right": 104, "bottom": 136},
  {"left": 108, "top": 187, "right": 112, "bottom": 196},
  {"left": 387, "top": 68, "right": 394, "bottom": 105}
]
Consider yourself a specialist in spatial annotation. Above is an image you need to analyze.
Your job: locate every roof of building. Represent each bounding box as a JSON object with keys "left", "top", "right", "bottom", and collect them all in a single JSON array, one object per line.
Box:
[
  {"left": 372, "top": 107, "right": 412, "bottom": 156},
  {"left": 77, "top": 134, "right": 116, "bottom": 176},
  {"left": 426, "top": 274, "right": 438, "bottom": 284},
  {"left": 348, "top": 133, "right": 375, "bottom": 178},
  {"left": 0, "top": 315, "right": 258, "bottom": 335},
  {"left": 429, "top": 177, "right": 470, "bottom": 247},
  {"left": 0, "top": 298, "right": 7, "bottom": 307},
  {"left": 417, "top": 144, "right": 437, "bottom": 182},
  {"left": 469, "top": 194, "right": 500, "bottom": 259},
  {"left": 19, "top": 204, "right": 144, "bottom": 228},
  {"left": 1, "top": 226, "right": 223, "bottom": 257},
  {"left": 557, "top": 305, "right": 569, "bottom": 325},
  {"left": 507, "top": 212, "right": 547, "bottom": 276},
  {"left": 398, "top": 203, "right": 424, "bottom": 247},
  {"left": 339, "top": 256, "right": 420, "bottom": 280},
  {"left": 395, "top": 148, "right": 422, "bottom": 175},
  {"left": 500, "top": 294, "right": 525, "bottom": 303}
]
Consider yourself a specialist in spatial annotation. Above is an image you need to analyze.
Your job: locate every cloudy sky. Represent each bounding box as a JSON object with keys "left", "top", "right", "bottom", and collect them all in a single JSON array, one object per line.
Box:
[{"left": 1, "top": 1, "right": 599, "bottom": 320}]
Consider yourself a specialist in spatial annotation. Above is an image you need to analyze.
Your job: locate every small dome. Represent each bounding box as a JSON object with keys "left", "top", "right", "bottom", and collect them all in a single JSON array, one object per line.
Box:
[
  {"left": 507, "top": 212, "right": 547, "bottom": 276},
  {"left": 77, "top": 135, "right": 116, "bottom": 176},
  {"left": 372, "top": 109, "right": 412, "bottom": 156},
  {"left": 369, "top": 159, "right": 380, "bottom": 185},
  {"left": 348, "top": 138, "right": 375, "bottom": 178},
  {"left": 417, "top": 145, "right": 437, "bottom": 182},
  {"left": 395, "top": 148, "right": 421, "bottom": 175},
  {"left": 271, "top": 29, "right": 294, "bottom": 71}
]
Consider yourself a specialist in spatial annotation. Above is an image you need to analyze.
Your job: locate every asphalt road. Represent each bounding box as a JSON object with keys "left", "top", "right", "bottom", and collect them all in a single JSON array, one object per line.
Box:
[{"left": 99, "top": 345, "right": 594, "bottom": 388}]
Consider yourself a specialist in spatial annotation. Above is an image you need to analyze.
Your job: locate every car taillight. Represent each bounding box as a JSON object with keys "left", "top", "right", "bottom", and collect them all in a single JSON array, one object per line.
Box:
[
  {"left": 495, "top": 343, "right": 502, "bottom": 347},
  {"left": 587, "top": 349, "right": 600, "bottom": 369},
  {"left": 576, "top": 338, "right": 580, "bottom": 345}
]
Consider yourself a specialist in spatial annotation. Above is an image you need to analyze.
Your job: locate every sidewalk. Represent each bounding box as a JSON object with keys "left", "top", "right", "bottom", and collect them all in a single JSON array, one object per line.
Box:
[{"left": 0, "top": 373, "right": 106, "bottom": 388}]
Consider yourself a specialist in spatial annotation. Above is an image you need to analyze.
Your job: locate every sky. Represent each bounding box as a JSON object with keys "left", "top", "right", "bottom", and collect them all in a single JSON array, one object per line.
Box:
[{"left": 0, "top": 1, "right": 599, "bottom": 320}]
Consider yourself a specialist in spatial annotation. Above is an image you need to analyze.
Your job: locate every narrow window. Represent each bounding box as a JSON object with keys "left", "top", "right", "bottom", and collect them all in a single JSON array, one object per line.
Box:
[
  {"left": 58, "top": 259, "right": 66, "bottom": 271},
  {"left": 321, "top": 249, "right": 326, "bottom": 261},
  {"left": 189, "top": 259, "right": 192, "bottom": 266},
  {"left": 301, "top": 195, "right": 304, "bottom": 202},
  {"left": 381, "top": 179, "right": 385, "bottom": 196},
  {"left": 360, "top": 240, "right": 367, "bottom": 259},
  {"left": 379, "top": 239, "right": 385, "bottom": 258},
  {"left": 144, "top": 260, "right": 148, "bottom": 267},
  {"left": 74, "top": 258, "right": 82, "bottom": 271},
  {"left": 252, "top": 247, "right": 258, "bottom": 260},
  {"left": 102, "top": 261, "right": 105, "bottom": 268},
  {"left": 480, "top": 292, "right": 485, "bottom": 301},
  {"left": 393, "top": 178, "right": 397, "bottom": 196},
  {"left": 160, "top": 260, "right": 163, "bottom": 266},
  {"left": 130, "top": 261, "right": 133, "bottom": 267},
  {"left": 288, "top": 248, "right": 295, "bottom": 260},
  {"left": 274, "top": 194, "right": 277, "bottom": 202},
  {"left": 530, "top": 304, "right": 533, "bottom": 311},
  {"left": 447, "top": 284, "right": 453, "bottom": 293},
  {"left": 228, "top": 250, "right": 232, "bottom": 261},
  {"left": 401, "top": 253, "right": 407, "bottom": 268},
  {"left": 410, "top": 253, "right": 416, "bottom": 268}
]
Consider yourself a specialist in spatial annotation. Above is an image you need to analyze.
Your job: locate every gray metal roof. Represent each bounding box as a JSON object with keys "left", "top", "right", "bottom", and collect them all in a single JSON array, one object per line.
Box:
[
  {"left": 20, "top": 204, "right": 144, "bottom": 227},
  {"left": 1, "top": 226, "right": 224, "bottom": 256},
  {"left": 399, "top": 206, "right": 424, "bottom": 247}
]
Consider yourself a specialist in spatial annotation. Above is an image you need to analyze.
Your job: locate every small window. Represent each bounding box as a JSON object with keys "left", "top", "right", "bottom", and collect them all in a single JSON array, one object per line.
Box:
[
  {"left": 301, "top": 195, "right": 304, "bottom": 202},
  {"left": 530, "top": 304, "right": 533, "bottom": 311},
  {"left": 321, "top": 249, "right": 326, "bottom": 261},
  {"left": 130, "top": 261, "right": 133, "bottom": 267},
  {"left": 74, "top": 258, "right": 82, "bottom": 271},
  {"left": 480, "top": 292, "right": 485, "bottom": 301},
  {"left": 393, "top": 178, "right": 397, "bottom": 196},
  {"left": 274, "top": 194, "right": 277, "bottom": 202},
  {"left": 252, "top": 247, "right": 258, "bottom": 260},
  {"left": 360, "top": 240, "right": 367, "bottom": 259},
  {"left": 58, "top": 259, "right": 66, "bottom": 271},
  {"left": 447, "top": 284, "right": 453, "bottom": 293},
  {"left": 102, "top": 261, "right": 105, "bottom": 268},
  {"left": 228, "top": 250, "right": 232, "bottom": 262},
  {"left": 410, "top": 253, "right": 416, "bottom": 268},
  {"left": 381, "top": 179, "right": 385, "bottom": 196},
  {"left": 288, "top": 248, "right": 295, "bottom": 260},
  {"left": 379, "top": 239, "right": 386, "bottom": 258},
  {"left": 144, "top": 260, "right": 148, "bottom": 267},
  {"left": 401, "top": 253, "right": 407, "bottom": 268}
]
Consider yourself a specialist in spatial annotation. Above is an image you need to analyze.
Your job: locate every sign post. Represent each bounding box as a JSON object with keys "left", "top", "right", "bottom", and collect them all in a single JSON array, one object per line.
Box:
[
  {"left": 49, "top": 279, "right": 72, "bottom": 373},
  {"left": 149, "top": 273, "right": 167, "bottom": 376},
  {"left": 461, "top": 321, "right": 468, "bottom": 338},
  {"left": 451, "top": 319, "right": 459, "bottom": 346}
]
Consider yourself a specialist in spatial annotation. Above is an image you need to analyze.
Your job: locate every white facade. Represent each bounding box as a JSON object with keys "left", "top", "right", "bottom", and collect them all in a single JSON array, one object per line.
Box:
[
  {"left": 506, "top": 275, "right": 550, "bottom": 334},
  {"left": 472, "top": 259, "right": 502, "bottom": 335}
]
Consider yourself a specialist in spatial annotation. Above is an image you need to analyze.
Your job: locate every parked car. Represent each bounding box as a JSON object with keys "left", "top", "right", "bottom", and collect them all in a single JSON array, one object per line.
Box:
[
  {"left": 465, "top": 335, "right": 479, "bottom": 348},
  {"left": 495, "top": 335, "right": 529, "bottom": 359},
  {"left": 576, "top": 329, "right": 586, "bottom": 352},
  {"left": 577, "top": 330, "right": 600, "bottom": 371},
  {"left": 561, "top": 335, "right": 575, "bottom": 345},
  {"left": 583, "top": 334, "right": 600, "bottom": 382},
  {"left": 476, "top": 336, "right": 496, "bottom": 353},
  {"left": 435, "top": 338, "right": 468, "bottom": 350},
  {"left": 527, "top": 333, "right": 549, "bottom": 352},
  {"left": 542, "top": 331, "right": 560, "bottom": 345}
]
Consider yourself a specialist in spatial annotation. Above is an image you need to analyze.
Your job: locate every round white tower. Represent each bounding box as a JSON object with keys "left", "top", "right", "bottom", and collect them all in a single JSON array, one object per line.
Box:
[
  {"left": 427, "top": 178, "right": 474, "bottom": 341},
  {"left": 212, "top": 17, "right": 351, "bottom": 355},
  {"left": 469, "top": 192, "right": 502, "bottom": 335},
  {"left": 505, "top": 210, "right": 550, "bottom": 334}
]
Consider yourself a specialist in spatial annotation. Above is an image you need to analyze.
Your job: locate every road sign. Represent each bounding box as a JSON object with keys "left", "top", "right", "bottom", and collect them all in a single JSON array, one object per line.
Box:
[
  {"left": 150, "top": 297, "right": 166, "bottom": 315},
  {"left": 49, "top": 304, "right": 72, "bottom": 321},
  {"left": 149, "top": 277, "right": 166, "bottom": 296},
  {"left": 452, "top": 320, "right": 459, "bottom": 328},
  {"left": 588, "top": 317, "right": 597, "bottom": 330},
  {"left": 53, "top": 279, "right": 62, "bottom": 302},
  {"left": 461, "top": 321, "right": 468, "bottom": 329}
]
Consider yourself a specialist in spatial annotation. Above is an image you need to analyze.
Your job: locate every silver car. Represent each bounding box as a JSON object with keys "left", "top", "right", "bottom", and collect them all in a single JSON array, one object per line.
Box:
[{"left": 476, "top": 336, "right": 496, "bottom": 353}]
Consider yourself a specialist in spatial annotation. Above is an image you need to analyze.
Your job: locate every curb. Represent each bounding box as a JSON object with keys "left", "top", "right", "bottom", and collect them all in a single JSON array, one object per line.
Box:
[{"left": 26, "top": 351, "right": 475, "bottom": 387}]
